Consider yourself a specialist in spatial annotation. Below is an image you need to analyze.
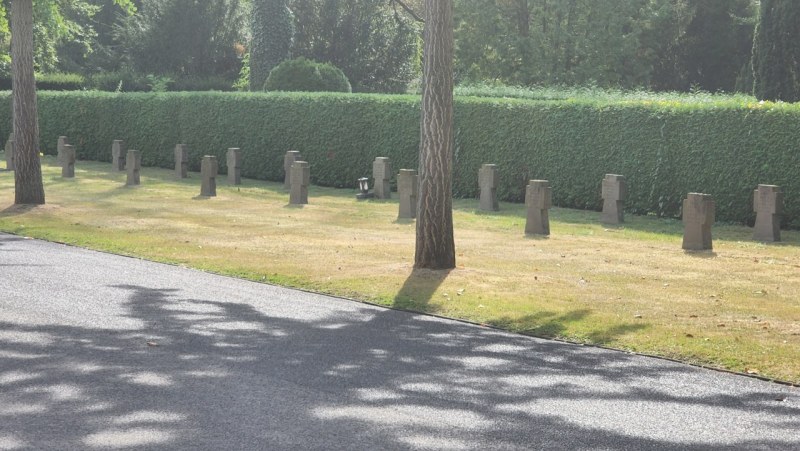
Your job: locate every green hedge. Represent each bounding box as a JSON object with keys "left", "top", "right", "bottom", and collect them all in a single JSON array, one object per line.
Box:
[
  {"left": 0, "top": 73, "right": 86, "bottom": 91},
  {"left": 2, "top": 91, "right": 799, "bottom": 228}
]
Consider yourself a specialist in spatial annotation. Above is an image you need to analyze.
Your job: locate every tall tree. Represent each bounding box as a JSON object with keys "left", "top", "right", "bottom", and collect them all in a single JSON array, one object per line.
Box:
[
  {"left": 753, "top": 0, "right": 800, "bottom": 101},
  {"left": 415, "top": 0, "right": 455, "bottom": 270},
  {"left": 11, "top": 0, "right": 44, "bottom": 205},
  {"left": 250, "top": 0, "right": 293, "bottom": 90}
]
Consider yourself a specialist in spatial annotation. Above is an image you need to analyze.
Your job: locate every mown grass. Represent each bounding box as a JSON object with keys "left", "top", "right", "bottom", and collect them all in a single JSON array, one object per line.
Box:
[{"left": 2, "top": 157, "right": 799, "bottom": 384}]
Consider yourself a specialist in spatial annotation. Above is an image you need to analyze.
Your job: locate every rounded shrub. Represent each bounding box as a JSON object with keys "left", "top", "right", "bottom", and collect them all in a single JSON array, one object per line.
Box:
[{"left": 264, "top": 57, "right": 351, "bottom": 93}]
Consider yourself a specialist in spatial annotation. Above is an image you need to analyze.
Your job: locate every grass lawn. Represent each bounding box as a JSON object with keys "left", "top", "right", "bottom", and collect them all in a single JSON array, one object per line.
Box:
[{"left": 2, "top": 157, "right": 799, "bottom": 384}]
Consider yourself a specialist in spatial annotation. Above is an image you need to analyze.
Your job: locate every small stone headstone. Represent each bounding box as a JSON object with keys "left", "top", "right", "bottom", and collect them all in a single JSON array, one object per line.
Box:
[
  {"left": 289, "top": 161, "right": 310, "bottom": 205},
  {"left": 373, "top": 157, "right": 391, "bottom": 199},
  {"left": 61, "top": 144, "right": 75, "bottom": 178},
  {"left": 525, "top": 180, "right": 552, "bottom": 236},
  {"left": 479, "top": 164, "right": 499, "bottom": 211},
  {"left": 601, "top": 174, "right": 627, "bottom": 224},
  {"left": 397, "top": 169, "right": 418, "bottom": 219},
  {"left": 112, "top": 140, "right": 126, "bottom": 171},
  {"left": 200, "top": 155, "right": 218, "bottom": 197},
  {"left": 56, "top": 136, "right": 69, "bottom": 166},
  {"left": 753, "top": 184, "right": 782, "bottom": 242},
  {"left": 174, "top": 144, "right": 189, "bottom": 179},
  {"left": 4, "top": 133, "right": 14, "bottom": 171},
  {"left": 126, "top": 150, "right": 141, "bottom": 186},
  {"left": 227, "top": 148, "right": 242, "bottom": 185},
  {"left": 682, "top": 193, "right": 715, "bottom": 251},
  {"left": 284, "top": 151, "right": 301, "bottom": 189}
]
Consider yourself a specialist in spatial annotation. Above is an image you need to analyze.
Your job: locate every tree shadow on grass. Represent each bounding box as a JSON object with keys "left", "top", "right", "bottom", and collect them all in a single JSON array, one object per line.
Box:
[
  {"left": 0, "top": 204, "right": 38, "bottom": 218},
  {"left": 392, "top": 268, "right": 451, "bottom": 311},
  {"left": 488, "top": 309, "right": 649, "bottom": 346}
]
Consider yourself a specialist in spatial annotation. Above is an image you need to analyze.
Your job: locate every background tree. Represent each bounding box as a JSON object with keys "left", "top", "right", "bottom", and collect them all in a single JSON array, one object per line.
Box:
[
  {"left": 249, "top": 0, "right": 293, "bottom": 90},
  {"left": 115, "top": 0, "right": 244, "bottom": 78},
  {"left": 290, "top": 0, "right": 419, "bottom": 93},
  {"left": 415, "top": 0, "right": 455, "bottom": 270},
  {"left": 753, "top": 0, "right": 800, "bottom": 101},
  {"left": 649, "top": 0, "right": 755, "bottom": 92}
]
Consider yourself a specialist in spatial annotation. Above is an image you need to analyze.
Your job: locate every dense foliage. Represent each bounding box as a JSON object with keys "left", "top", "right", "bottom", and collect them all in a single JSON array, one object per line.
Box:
[
  {"left": 3, "top": 0, "right": 797, "bottom": 98},
  {"left": 265, "top": 58, "right": 351, "bottom": 93},
  {"left": 249, "top": 0, "right": 294, "bottom": 91},
  {"left": 289, "top": 0, "right": 420, "bottom": 93},
  {"left": 753, "top": 0, "right": 800, "bottom": 102},
  {"left": 4, "top": 90, "right": 800, "bottom": 227},
  {"left": 114, "top": 0, "right": 244, "bottom": 78},
  {"left": 454, "top": 0, "right": 757, "bottom": 93}
]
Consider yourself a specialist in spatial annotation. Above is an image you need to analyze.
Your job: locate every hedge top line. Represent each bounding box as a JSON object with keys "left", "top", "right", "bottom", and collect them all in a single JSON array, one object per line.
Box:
[{"left": 1, "top": 90, "right": 798, "bottom": 112}]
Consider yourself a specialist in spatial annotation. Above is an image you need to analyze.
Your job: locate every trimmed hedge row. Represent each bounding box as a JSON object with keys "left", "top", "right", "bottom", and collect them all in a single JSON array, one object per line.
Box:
[{"left": 2, "top": 91, "right": 799, "bottom": 228}]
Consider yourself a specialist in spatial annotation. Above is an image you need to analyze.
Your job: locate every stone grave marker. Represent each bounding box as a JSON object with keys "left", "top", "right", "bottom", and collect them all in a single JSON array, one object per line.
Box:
[
  {"left": 289, "top": 161, "right": 310, "bottom": 205},
  {"left": 682, "top": 193, "right": 715, "bottom": 251},
  {"left": 56, "top": 136, "right": 69, "bottom": 165},
  {"left": 284, "top": 151, "right": 301, "bottom": 189},
  {"left": 126, "top": 150, "right": 141, "bottom": 186},
  {"left": 601, "top": 174, "right": 627, "bottom": 224},
  {"left": 479, "top": 164, "right": 499, "bottom": 211},
  {"left": 227, "top": 148, "right": 242, "bottom": 185},
  {"left": 112, "top": 140, "right": 126, "bottom": 171},
  {"left": 525, "top": 180, "right": 552, "bottom": 235},
  {"left": 61, "top": 144, "right": 75, "bottom": 178},
  {"left": 174, "top": 144, "right": 189, "bottom": 178},
  {"left": 397, "top": 169, "right": 418, "bottom": 219},
  {"left": 373, "top": 157, "right": 391, "bottom": 199},
  {"left": 201, "top": 156, "right": 218, "bottom": 197},
  {"left": 753, "top": 184, "right": 782, "bottom": 242},
  {"left": 4, "top": 133, "right": 14, "bottom": 171}
]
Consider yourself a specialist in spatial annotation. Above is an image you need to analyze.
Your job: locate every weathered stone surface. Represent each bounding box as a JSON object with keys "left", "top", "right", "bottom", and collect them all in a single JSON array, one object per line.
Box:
[
  {"left": 525, "top": 180, "right": 552, "bottom": 236},
  {"left": 682, "top": 193, "right": 715, "bottom": 251},
  {"left": 372, "top": 157, "right": 391, "bottom": 199},
  {"left": 200, "top": 155, "right": 218, "bottom": 197},
  {"left": 174, "top": 144, "right": 189, "bottom": 179},
  {"left": 227, "top": 148, "right": 242, "bottom": 185},
  {"left": 601, "top": 174, "right": 627, "bottom": 224},
  {"left": 753, "top": 184, "right": 782, "bottom": 242},
  {"left": 61, "top": 144, "right": 75, "bottom": 178},
  {"left": 479, "top": 164, "right": 499, "bottom": 211},
  {"left": 4, "top": 133, "right": 14, "bottom": 171},
  {"left": 126, "top": 150, "right": 141, "bottom": 186},
  {"left": 289, "top": 161, "right": 310, "bottom": 205},
  {"left": 56, "top": 136, "right": 69, "bottom": 166},
  {"left": 284, "top": 151, "right": 301, "bottom": 189},
  {"left": 397, "top": 169, "right": 418, "bottom": 219},
  {"left": 112, "top": 140, "right": 126, "bottom": 172}
]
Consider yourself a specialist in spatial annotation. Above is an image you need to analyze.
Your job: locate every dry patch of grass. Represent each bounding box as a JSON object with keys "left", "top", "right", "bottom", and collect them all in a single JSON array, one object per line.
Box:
[{"left": 2, "top": 157, "right": 799, "bottom": 383}]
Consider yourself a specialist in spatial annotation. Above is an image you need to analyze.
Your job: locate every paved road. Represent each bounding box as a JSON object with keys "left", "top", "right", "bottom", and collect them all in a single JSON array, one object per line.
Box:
[{"left": 1, "top": 232, "right": 798, "bottom": 450}]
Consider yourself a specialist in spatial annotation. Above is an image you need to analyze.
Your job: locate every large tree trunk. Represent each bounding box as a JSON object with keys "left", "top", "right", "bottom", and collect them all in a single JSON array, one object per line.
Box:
[
  {"left": 11, "top": 0, "right": 45, "bottom": 205},
  {"left": 415, "top": 0, "right": 455, "bottom": 270}
]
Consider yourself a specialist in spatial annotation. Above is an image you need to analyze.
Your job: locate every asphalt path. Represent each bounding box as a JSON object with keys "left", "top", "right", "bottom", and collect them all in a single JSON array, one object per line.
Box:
[{"left": 1, "top": 232, "right": 798, "bottom": 450}]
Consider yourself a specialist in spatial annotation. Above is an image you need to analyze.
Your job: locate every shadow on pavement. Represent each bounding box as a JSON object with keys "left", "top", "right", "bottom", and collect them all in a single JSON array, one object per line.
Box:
[{"left": 1, "top": 281, "right": 798, "bottom": 449}]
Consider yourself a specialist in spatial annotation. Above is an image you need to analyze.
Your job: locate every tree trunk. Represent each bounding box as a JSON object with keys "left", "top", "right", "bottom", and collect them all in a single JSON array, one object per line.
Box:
[
  {"left": 415, "top": 0, "right": 455, "bottom": 270},
  {"left": 11, "top": 0, "right": 45, "bottom": 205}
]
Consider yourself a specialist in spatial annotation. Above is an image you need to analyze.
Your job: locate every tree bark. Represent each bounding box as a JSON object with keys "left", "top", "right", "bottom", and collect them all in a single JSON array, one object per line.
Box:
[
  {"left": 415, "top": 0, "right": 455, "bottom": 270},
  {"left": 11, "top": 0, "right": 45, "bottom": 205}
]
